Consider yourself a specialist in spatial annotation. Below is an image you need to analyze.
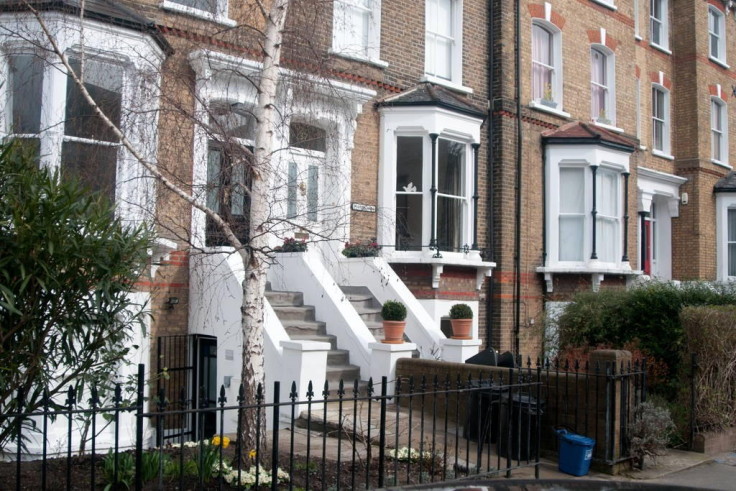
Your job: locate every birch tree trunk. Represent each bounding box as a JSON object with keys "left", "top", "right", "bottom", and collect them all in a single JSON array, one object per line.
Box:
[{"left": 239, "top": 0, "right": 290, "bottom": 458}]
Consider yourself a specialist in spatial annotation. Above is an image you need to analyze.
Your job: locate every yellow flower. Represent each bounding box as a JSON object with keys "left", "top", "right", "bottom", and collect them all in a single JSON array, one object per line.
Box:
[
  {"left": 248, "top": 449, "right": 257, "bottom": 459},
  {"left": 211, "top": 435, "right": 230, "bottom": 448}
]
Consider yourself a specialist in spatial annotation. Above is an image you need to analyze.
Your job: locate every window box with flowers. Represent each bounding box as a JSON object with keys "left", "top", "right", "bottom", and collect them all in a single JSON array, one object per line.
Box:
[
  {"left": 342, "top": 239, "right": 381, "bottom": 258},
  {"left": 273, "top": 237, "right": 307, "bottom": 253}
]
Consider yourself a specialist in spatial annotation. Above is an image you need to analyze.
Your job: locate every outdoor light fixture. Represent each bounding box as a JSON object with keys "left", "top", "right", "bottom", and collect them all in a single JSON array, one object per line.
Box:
[{"left": 166, "top": 297, "right": 179, "bottom": 310}]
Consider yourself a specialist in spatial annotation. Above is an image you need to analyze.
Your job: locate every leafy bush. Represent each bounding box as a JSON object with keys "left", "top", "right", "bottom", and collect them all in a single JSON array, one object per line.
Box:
[
  {"left": 449, "top": 303, "right": 473, "bottom": 319},
  {"left": 381, "top": 300, "right": 407, "bottom": 321},
  {"left": 558, "top": 281, "right": 736, "bottom": 396},
  {"left": 628, "top": 401, "right": 675, "bottom": 469},
  {"left": 342, "top": 239, "right": 381, "bottom": 257},
  {"left": 680, "top": 305, "right": 736, "bottom": 431},
  {"left": 103, "top": 451, "right": 135, "bottom": 490}
]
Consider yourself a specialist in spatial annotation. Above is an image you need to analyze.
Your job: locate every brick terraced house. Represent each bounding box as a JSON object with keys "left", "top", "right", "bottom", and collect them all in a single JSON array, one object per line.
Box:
[{"left": 1, "top": 0, "right": 735, "bottom": 445}]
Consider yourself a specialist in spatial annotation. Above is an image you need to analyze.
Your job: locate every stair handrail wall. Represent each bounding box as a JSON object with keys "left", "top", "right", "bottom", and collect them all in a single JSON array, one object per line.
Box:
[
  {"left": 268, "top": 251, "right": 374, "bottom": 379},
  {"left": 334, "top": 256, "right": 446, "bottom": 357}
]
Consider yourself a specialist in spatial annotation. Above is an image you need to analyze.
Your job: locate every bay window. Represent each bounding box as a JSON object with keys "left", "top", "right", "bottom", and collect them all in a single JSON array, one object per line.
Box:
[
  {"left": 730, "top": 209, "right": 736, "bottom": 278},
  {"left": 540, "top": 128, "right": 636, "bottom": 291},
  {"left": 715, "top": 190, "right": 736, "bottom": 281},
  {"left": 0, "top": 17, "right": 165, "bottom": 223},
  {"left": 394, "top": 134, "right": 470, "bottom": 252}
]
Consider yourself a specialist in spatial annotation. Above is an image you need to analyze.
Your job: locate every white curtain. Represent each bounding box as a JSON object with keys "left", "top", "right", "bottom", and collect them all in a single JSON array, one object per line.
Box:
[
  {"left": 532, "top": 25, "right": 552, "bottom": 100},
  {"left": 596, "top": 170, "right": 618, "bottom": 262},
  {"left": 590, "top": 49, "right": 607, "bottom": 119},
  {"left": 559, "top": 168, "right": 585, "bottom": 261},
  {"left": 728, "top": 209, "right": 736, "bottom": 276}
]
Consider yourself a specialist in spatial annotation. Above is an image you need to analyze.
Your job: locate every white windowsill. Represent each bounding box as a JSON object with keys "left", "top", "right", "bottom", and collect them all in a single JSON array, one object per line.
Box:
[
  {"left": 162, "top": 1, "right": 237, "bottom": 27},
  {"left": 649, "top": 42, "right": 672, "bottom": 56},
  {"left": 639, "top": 145, "right": 647, "bottom": 151},
  {"left": 420, "top": 75, "right": 474, "bottom": 95},
  {"left": 634, "top": 35, "right": 643, "bottom": 41},
  {"left": 590, "top": 0, "right": 617, "bottom": 11},
  {"left": 329, "top": 49, "right": 389, "bottom": 68},
  {"left": 712, "top": 159, "right": 733, "bottom": 170},
  {"left": 529, "top": 100, "right": 571, "bottom": 119},
  {"left": 593, "top": 120, "right": 624, "bottom": 133},
  {"left": 709, "top": 56, "right": 730, "bottom": 70},
  {"left": 652, "top": 149, "right": 674, "bottom": 160}
]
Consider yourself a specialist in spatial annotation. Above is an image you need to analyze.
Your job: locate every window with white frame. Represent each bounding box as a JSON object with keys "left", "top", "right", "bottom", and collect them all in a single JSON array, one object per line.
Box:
[
  {"left": 652, "top": 85, "right": 670, "bottom": 155},
  {"left": 205, "top": 103, "right": 254, "bottom": 246},
  {"left": 591, "top": 46, "right": 615, "bottom": 124},
  {"left": 395, "top": 135, "right": 469, "bottom": 251},
  {"left": 163, "top": 0, "right": 232, "bottom": 24},
  {"left": 332, "top": 0, "right": 381, "bottom": 63},
  {"left": 650, "top": 0, "right": 669, "bottom": 50},
  {"left": 716, "top": 194, "right": 736, "bottom": 281},
  {"left": 287, "top": 122, "right": 326, "bottom": 223},
  {"left": 544, "top": 141, "right": 632, "bottom": 271},
  {"left": 532, "top": 21, "right": 562, "bottom": 108},
  {"left": 425, "top": 0, "right": 462, "bottom": 84},
  {"left": 709, "top": 6, "right": 726, "bottom": 64},
  {"left": 634, "top": 0, "right": 641, "bottom": 38},
  {"left": 711, "top": 98, "right": 728, "bottom": 165},
  {"left": 1, "top": 38, "right": 161, "bottom": 219}
]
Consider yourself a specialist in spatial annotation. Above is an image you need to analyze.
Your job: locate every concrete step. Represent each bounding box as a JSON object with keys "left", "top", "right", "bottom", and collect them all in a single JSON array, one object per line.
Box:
[
  {"left": 289, "top": 333, "right": 337, "bottom": 349},
  {"left": 271, "top": 305, "right": 315, "bottom": 321},
  {"left": 265, "top": 290, "right": 303, "bottom": 306},
  {"left": 327, "top": 349, "right": 350, "bottom": 365},
  {"left": 326, "top": 364, "right": 361, "bottom": 386},
  {"left": 283, "top": 320, "right": 327, "bottom": 337}
]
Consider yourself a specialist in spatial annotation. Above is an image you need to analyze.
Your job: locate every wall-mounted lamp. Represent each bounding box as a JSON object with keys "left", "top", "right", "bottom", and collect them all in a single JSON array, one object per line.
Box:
[
  {"left": 166, "top": 297, "right": 179, "bottom": 310},
  {"left": 681, "top": 192, "right": 689, "bottom": 205}
]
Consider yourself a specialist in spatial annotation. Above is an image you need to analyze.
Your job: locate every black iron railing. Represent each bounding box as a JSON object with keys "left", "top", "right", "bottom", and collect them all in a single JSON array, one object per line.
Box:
[{"left": 2, "top": 365, "right": 548, "bottom": 490}]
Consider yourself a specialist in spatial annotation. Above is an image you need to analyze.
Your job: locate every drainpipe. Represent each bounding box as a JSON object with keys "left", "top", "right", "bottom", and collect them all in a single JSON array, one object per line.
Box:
[
  {"left": 486, "top": 0, "right": 496, "bottom": 350},
  {"left": 513, "top": 0, "right": 523, "bottom": 356}
]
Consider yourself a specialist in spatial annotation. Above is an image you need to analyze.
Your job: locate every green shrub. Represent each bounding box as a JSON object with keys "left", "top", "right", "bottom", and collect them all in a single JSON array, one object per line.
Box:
[
  {"left": 381, "top": 300, "right": 407, "bottom": 321},
  {"left": 103, "top": 451, "right": 135, "bottom": 490},
  {"left": 140, "top": 451, "right": 170, "bottom": 483},
  {"left": 558, "top": 281, "right": 736, "bottom": 397},
  {"left": 449, "top": 303, "right": 473, "bottom": 319}
]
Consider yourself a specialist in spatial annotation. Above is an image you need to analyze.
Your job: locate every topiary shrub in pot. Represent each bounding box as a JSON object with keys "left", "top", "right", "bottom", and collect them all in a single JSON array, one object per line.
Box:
[
  {"left": 449, "top": 303, "right": 473, "bottom": 340},
  {"left": 381, "top": 300, "right": 407, "bottom": 344}
]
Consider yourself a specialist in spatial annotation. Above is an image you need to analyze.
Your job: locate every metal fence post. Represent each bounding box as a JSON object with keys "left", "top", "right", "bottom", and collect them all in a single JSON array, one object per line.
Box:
[
  {"left": 271, "top": 381, "right": 280, "bottom": 491},
  {"left": 134, "top": 363, "right": 144, "bottom": 491},
  {"left": 378, "top": 376, "right": 388, "bottom": 488}
]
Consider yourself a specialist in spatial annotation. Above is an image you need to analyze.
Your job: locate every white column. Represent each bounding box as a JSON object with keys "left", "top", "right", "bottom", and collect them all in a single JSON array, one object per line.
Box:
[
  {"left": 369, "top": 342, "right": 417, "bottom": 396},
  {"left": 279, "top": 340, "right": 331, "bottom": 417},
  {"left": 441, "top": 338, "right": 482, "bottom": 363}
]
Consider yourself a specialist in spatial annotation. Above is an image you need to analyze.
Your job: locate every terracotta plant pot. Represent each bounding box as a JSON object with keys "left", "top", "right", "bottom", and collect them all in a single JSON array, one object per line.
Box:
[
  {"left": 382, "top": 320, "right": 406, "bottom": 344},
  {"left": 450, "top": 318, "right": 472, "bottom": 340}
]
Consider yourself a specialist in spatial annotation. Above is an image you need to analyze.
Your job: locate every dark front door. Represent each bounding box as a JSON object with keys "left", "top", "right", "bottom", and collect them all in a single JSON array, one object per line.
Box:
[{"left": 193, "top": 336, "right": 217, "bottom": 440}]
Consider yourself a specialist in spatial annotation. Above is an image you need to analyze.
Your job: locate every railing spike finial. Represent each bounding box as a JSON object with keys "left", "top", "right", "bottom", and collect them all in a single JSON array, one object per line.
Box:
[
  {"left": 219, "top": 385, "right": 227, "bottom": 406},
  {"left": 322, "top": 380, "right": 330, "bottom": 398},
  {"left": 306, "top": 380, "right": 314, "bottom": 400},
  {"left": 289, "top": 381, "right": 298, "bottom": 401}
]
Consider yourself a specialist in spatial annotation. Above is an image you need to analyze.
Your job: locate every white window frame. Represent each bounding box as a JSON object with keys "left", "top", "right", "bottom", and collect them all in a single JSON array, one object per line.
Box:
[
  {"left": 424, "top": 0, "right": 465, "bottom": 89},
  {"left": 0, "top": 13, "right": 165, "bottom": 225},
  {"left": 590, "top": 45, "right": 616, "bottom": 126},
  {"left": 634, "top": 0, "right": 642, "bottom": 39},
  {"left": 530, "top": 20, "right": 565, "bottom": 116},
  {"left": 378, "top": 105, "right": 484, "bottom": 264},
  {"left": 591, "top": 0, "right": 617, "bottom": 11},
  {"left": 331, "top": 0, "right": 384, "bottom": 66},
  {"left": 651, "top": 84, "right": 671, "bottom": 158},
  {"left": 708, "top": 6, "right": 727, "bottom": 67},
  {"left": 711, "top": 97, "right": 729, "bottom": 167},
  {"left": 650, "top": 0, "right": 669, "bottom": 52},
  {"left": 542, "top": 143, "right": 631, "bottom": 272},
  {"left": 162, "top": 0, "right": 235, "bottom": 26},
  {"left": 716, "top": 194, "right": 736, "bottom": 281}
]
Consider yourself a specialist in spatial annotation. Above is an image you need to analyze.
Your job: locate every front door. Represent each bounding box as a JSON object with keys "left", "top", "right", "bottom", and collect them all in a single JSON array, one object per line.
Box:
[{"left": 193, "top": 336, "right": 217, "bottom": 440}]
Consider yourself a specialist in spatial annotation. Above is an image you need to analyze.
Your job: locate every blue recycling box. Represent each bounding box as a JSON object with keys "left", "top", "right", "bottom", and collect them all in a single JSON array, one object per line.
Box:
[{"left": 557, "top": 429, "right": 595, "bottom": 476}]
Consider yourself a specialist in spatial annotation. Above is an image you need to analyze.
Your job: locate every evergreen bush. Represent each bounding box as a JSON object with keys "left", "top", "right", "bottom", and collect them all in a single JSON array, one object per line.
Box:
[{"left": 381, "top": 300, "right": 407, "bottom": 321}]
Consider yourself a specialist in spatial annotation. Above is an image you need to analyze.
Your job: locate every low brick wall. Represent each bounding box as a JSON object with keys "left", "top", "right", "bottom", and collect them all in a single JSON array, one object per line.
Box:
[{"left": 395, "top": 350, "right": 638, "bottom": 468}]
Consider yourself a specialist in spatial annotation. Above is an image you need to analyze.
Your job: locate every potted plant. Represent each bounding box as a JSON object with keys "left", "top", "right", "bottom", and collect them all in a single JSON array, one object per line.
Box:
[
  {"left": 381, "top": 300, "right": 407, "bottom": 344},
  {"left": 540, "top": 83, "right": 557, "bottom": 109},
  {"left": 448, "top": 303, "right": 473, "bottom": 340},
  {"left": 273, "top": 237, "right": 307, "bottom": 253}
]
